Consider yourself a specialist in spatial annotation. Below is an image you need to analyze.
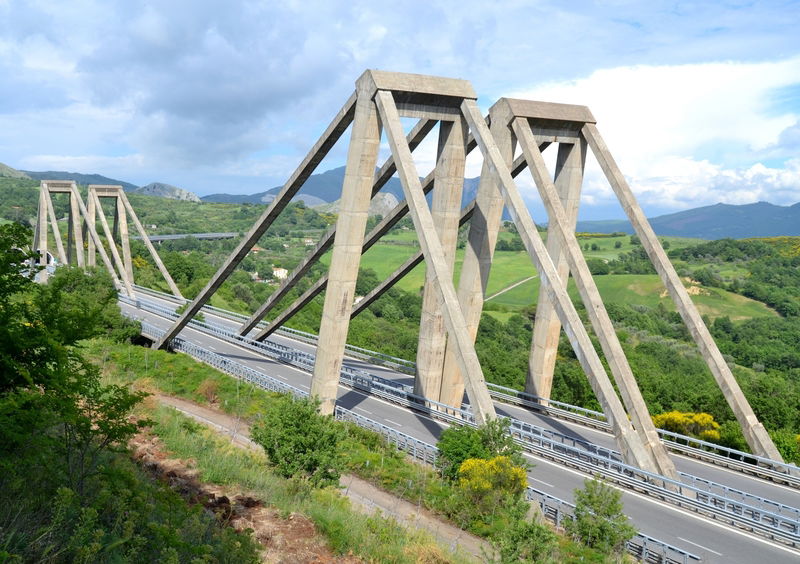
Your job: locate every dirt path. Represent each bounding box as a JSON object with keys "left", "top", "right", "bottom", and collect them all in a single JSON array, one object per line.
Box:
[
  {"left": 157, "top": 395, "right": 490, "bottom": 562},
  {"left": 485, "top": 275, "right": 537, "bottom": 301}
]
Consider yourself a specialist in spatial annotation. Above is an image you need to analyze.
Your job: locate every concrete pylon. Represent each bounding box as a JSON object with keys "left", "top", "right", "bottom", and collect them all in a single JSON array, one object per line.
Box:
[
  {"left": 527, "top": 140, "right": 584, "bottom": 400},
  {"left": 311, "top": 75, "right": 383, "bottom": 415},
  {"left": 374, "top": 86, "right": 496, "bottom": 424},
  {"left": 461, "top": 98, "right": 657, "bottom": 472},
  {"left": 309, "top": 70, "right": 497, "bottom": 424},
  {"left": 414, "top": 117, "right": 468, "bottom": 401},
  {"left": 438, "top": 102, "right": 516, "bottom": 409},
  {"left": 37, "top": 181, "right": 123, "bottom": 289},
  {"left": 506, "top": 104, "right": 676, "bottom": 478},
  {"left": 582, "top": 123, "right": 784, "bottom": 462}
]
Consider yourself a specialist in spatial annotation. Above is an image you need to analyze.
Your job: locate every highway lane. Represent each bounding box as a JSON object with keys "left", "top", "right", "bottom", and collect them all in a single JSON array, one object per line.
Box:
[
  {"left": 121, "top": 302, "right": 800, "bottom": 563},
  {"left": 136, "top": 292, "right": 800, "bottom": 512}
]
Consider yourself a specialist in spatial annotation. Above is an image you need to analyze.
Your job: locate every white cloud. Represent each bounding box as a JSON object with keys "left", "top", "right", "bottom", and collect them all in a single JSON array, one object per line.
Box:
[{"left": 509, "top": 58, "right": 800, "bottom": 211}]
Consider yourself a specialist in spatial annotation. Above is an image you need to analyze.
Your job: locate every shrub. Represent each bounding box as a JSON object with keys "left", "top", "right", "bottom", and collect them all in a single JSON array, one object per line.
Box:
[
  {"left": 457, "top": 456, "right": 526, "bottom": 516},
  {"left": 438, "top": 418, "right": 525, "bottom": 481},
  {"left": 251, "top": 395, "right": 343, "bottom": 487},
  {"left": 565, "top": 477, "right": 636, "bottom": 554},
  {"left": 492, "top": 517, "right": 557, "bottom": 563}
]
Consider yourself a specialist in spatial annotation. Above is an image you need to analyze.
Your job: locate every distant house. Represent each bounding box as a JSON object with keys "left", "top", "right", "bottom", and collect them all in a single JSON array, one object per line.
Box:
[
  {"left": 272, "top": 266, "right": 288, "bottom": 280},
  {"left": 303, "top": 237, "right": 314, "bottom": 246},
  {"left": 251, "top": 246, "right": 264, "bottom": 254}
]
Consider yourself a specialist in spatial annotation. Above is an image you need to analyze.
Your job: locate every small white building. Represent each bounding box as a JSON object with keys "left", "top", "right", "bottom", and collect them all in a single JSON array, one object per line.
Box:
[{"left": 272, "top": 266, "right": 288, "bottom": 280}]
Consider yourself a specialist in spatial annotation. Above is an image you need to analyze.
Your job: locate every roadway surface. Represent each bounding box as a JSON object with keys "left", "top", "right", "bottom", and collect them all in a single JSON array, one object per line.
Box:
[{"left": 121, "top": 296, "right": 800, "bottom": 563}]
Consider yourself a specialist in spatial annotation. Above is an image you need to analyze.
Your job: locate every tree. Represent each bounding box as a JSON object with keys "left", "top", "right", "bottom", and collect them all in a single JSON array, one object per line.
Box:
[
  {"left": 630, "top": 235, "right": 641, "bottom": 246},
  {"left": 565, "top": 476, "right": 636, "bottom": 554},
  {"left": 251, "top": 395, "right": 344, "bottom": 487},
  {"left": 614, "top": 240, "right": 622, "bottom": 249}
]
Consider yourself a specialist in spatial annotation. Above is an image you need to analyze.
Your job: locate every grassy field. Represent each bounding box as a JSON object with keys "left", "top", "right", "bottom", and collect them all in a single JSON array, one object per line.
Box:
[
  {"left": 343, "top": 230, "right": 774, "bottom": 322},
  {"left": 484, "top": 273, "right": 776, "bottom": 321}
]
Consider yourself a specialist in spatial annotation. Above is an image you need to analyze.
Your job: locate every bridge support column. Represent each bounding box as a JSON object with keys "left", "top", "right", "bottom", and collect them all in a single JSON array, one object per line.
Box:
[
  {"left": 462, "top": 98, "right": 656, "bottom": 472},
  {"left": 87, "top": 191, "right": 97, "bottom": 267},
  {"left": 311, "top": 77, "right": 382, "bottom": 416},
  {"left": 376, "top": 88, "right": 496, "bottom": 424},
  {"left": 117, "top": 198, "right": 133, "bottom": 283},
  {"left": 36, "top": 185, "right": 49, "bottom": 271},
  {"left": 415, "top": 117, "right": 468, "bottom": 402},
  {"left": 438, "top": 103, "right": 515, "bottom": 409},
  {"left": 526, "top": 140, "right": 584, "bottom": 401},
  {"left": 69, "top": 189, "right": 85, "bottom": 268},
  {"left": 512, "top": 114, "right": 675, "bottom": 478}
]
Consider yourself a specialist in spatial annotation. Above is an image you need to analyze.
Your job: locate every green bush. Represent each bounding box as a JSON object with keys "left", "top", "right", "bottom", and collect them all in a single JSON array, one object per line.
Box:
[
  {"left": 565, "top": 476, "right": 636, "bottom": 554},
  {"left": 251, "top": 395, "right": 344, "bottom": 487},
  {"left": 492, "top": 517, "right": 557, "bottom": 563},
  {"left": 438, "top": 418, "right": 525, "bottom": 481}
]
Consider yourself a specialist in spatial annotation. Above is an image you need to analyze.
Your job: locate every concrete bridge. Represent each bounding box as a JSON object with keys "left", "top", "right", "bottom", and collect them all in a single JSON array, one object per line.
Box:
[{"left": 34, "top": 69, "right": 800, "bottom": 562}]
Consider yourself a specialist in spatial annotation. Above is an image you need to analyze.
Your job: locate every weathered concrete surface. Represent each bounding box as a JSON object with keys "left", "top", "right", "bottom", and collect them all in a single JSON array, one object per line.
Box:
[
  {"left": 438, "top": 102, "right": 515, "bottom": 409},
  {"left": 311, "top": 78, "right": 382, "bottom": 415},
  {"left": 513, "top": 117, "right": 675, "bottom": 478},
  {"left": 415, "top": 117, "right": 468, "bottom": 401},
  {"left": 526, "top": 140, "right": 584, "bottom": 402}
]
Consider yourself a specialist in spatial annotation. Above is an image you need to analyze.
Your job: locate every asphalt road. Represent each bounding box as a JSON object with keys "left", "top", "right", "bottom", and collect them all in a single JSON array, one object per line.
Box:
[{"left": 121, "top": 297, "right": 800, "bottom": 563}]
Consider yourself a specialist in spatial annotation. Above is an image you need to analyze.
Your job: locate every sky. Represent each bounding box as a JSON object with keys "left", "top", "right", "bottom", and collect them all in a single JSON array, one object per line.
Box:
[{"left": 1, "top": 0, "right": 798, "bottom": 220}]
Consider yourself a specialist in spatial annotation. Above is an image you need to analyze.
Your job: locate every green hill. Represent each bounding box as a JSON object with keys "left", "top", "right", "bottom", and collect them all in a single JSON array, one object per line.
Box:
[{"left": 0, "top": 162, "right": 30, "bottom": 179}]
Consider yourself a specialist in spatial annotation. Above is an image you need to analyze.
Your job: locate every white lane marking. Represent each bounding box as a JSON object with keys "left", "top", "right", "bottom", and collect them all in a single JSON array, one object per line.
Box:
[
  {"left": 531, "top": 478, "right": 554, "bottom": 487},
  {"left": 677, "top": 537, "right": 723, "bottom": 556},
  {"left": 384, "top": 419, "right": 403, "bottom": 427},
  {"left": 298, "top": 384, "right": 309, "bottom": 389},
  {"left": 208, "top": 345, "right": 217, "bottom": 351},
  {"left": 355, "top": 407, "right": 373, "bottom": 415}
]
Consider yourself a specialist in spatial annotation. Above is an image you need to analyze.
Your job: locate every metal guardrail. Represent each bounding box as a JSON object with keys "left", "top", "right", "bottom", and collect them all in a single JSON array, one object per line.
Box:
[
  {"left": 485, "top": 382, "right": 800, "bottom": 487},
  {"left": 125, "top": 296, "right": 800, "bottom": 547},
  {"left": 133, "top": 324, "right": 701, "bottom": 564},
  {"left": 131, "top": 284, "right": 416, "bottom": 373},
  {"left": 136, "top": 283, "right": 798, "bottom": 485}
]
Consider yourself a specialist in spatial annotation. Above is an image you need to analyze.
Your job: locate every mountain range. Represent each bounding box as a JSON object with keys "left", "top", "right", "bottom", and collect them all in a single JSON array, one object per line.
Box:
[
  {"left": 575, "top": 201, "right": 800, "bottom": 239},
  {"left": 3, "top": 161, "right": 798, "bottom": 239}
]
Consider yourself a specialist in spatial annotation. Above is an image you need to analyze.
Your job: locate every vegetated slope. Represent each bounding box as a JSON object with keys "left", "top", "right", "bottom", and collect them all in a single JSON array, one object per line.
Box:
[
  {"left": 0, "top": 162, "right": 30, "bottom": 178},
  {"left": 576, "top": 201, "right": 800, "bottom": 239},
  {"left": 133, "top": 181, "right": 202, "bottom": 203},
  {"left": 21, "top": 169, "right": 138, "bottom": 191}
]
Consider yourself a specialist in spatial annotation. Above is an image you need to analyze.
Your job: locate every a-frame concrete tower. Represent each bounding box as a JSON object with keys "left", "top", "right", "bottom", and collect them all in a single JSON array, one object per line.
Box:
[{"left": 153, "top": 70, "right": 782, "bottom": 470}]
